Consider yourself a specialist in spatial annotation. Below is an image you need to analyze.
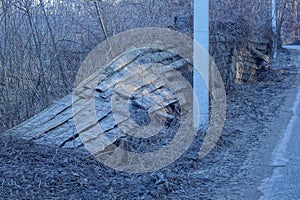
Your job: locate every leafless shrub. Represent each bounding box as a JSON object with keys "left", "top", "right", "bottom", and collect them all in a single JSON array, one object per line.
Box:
[{"left": 0, "top": 0, "right": 192, "bottom": 131}]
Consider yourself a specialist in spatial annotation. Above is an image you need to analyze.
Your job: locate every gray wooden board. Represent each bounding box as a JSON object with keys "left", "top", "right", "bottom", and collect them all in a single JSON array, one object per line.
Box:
[{"left": 3, "top": 48, "right": 193, "bottom": 149}]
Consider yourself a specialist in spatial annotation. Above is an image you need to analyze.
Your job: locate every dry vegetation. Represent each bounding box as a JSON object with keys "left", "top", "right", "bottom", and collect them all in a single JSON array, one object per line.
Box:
[
  {"left": 0, "top": 0, "right": 299, "bottom": 131},
  {"left": 1, "top": 1, "right": 300, "bottom": 199},
  {"left": 281, "top": 0, "right": 300, "bottom": 44},
  {"left": 0, "top": 0, "right": 191, "bottom": 132}
]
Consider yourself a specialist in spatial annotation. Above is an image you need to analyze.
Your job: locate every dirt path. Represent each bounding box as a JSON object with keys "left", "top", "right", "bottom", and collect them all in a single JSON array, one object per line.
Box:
[
  {"left": 202, "top": 47, "right": 300, "bottom": 200},
  {"left": 257, "top": 46, "right": 300, "bottom": 199},
  {"left": 219, "top": 46, "right": 300, "bottom": 200},
  {"left": 0, "top": 48, "right": 299, "bottom": 199}
]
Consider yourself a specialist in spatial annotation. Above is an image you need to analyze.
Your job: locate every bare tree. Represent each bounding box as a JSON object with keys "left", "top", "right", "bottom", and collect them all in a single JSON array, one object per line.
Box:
[
  {"left": 0, "top": 0, "right": 192, "bottom": 132},
  {"left": 281, "top": 0, "right": 300, "bottom": 44}
]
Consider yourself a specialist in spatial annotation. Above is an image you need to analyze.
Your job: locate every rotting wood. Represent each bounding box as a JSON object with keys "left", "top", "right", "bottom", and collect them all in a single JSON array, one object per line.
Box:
[
  {"left": 250, "top": 45, "right": 271, "bottom": 63},
  {"left": 3, "top": 48, "right": 192, "bottom": 148}
]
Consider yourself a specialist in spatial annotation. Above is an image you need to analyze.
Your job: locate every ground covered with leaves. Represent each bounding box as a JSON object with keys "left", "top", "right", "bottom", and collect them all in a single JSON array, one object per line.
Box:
[{"left": 0, "top": 48, "right": 299, "bottom": 199}]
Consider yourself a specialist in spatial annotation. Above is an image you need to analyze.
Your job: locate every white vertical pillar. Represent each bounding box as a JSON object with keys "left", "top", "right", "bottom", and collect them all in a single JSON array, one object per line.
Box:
[
  {"left": 272, "top": 0, "right": 277, "bottom": 58},
  {"left": 272, "top": 0, "right": 277, "bottom": 29},
  {"left": 193, "top": 0, "right": 209, "bottom": 129}
]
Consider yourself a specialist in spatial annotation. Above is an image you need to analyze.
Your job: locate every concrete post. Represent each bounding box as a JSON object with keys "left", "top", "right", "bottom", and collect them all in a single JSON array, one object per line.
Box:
[
  {"left": 272, "top": 0, "right": 277, "bottom": 58},
  {"left": 193, "top": 0, "right": 209, "bottom": 129}
]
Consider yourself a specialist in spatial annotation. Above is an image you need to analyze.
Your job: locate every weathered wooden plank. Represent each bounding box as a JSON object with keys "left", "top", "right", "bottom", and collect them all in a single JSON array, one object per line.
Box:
[
  {"left": 4, "top": 47, "right": 193, "bottom": 150},
  {"left": 4, "top": 95, "right": 72, "bottom": 138}
]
